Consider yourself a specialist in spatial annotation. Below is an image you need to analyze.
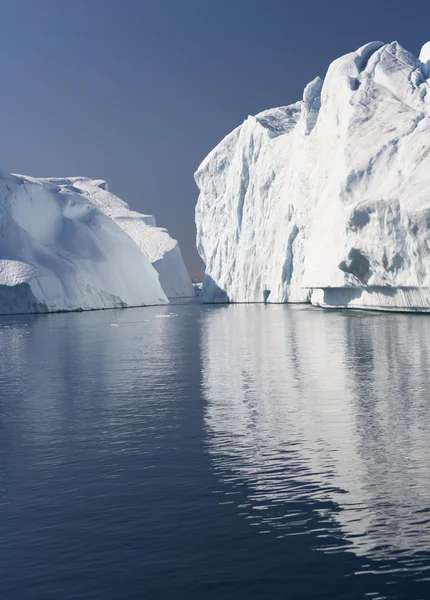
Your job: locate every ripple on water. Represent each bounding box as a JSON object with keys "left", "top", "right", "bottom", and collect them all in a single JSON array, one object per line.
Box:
[{"left": 201, "top": 305, "right": 430, "bottom": 586}]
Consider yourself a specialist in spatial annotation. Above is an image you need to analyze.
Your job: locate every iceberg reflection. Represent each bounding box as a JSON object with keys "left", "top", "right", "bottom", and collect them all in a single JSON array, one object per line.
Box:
[{"left": 201, "top": 304, "right": 430, "bottom": 567}]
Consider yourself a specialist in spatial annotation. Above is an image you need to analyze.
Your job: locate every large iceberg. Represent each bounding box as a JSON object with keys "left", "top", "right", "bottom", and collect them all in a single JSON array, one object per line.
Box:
[
  {"left": 0, "top": 171, "right": 169, "bottom": 314},
  {"left": 196, "top": 41, "right": 430, "bottom": 311}
]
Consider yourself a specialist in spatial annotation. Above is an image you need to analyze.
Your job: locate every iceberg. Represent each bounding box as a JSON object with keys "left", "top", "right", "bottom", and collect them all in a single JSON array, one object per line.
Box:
[
  {"left": 195, "top": 41, "right": 430, "bottom": 311},
  {"left": 41, "top": 177, "right": 194, "bottom": 299},
  {"left": 0, "top": 170, "right": 169, "bottom": 314}
]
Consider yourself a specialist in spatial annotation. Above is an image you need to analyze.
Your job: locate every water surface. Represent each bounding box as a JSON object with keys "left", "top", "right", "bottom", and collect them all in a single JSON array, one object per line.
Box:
[{"left": 1, "top": 300, "right": 430, "bottom": 599}]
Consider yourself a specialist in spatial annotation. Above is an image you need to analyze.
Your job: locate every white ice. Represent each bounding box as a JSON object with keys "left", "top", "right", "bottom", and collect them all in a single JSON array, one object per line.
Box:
[
  {"left": 195, "top": 41, "right": 430, "bottom": 311},
  {"left": 0, "top": 171, "right": 169, "bottom": 314},
  {"left": 40, "top": 177, "right": 194, "bottom": 299}
]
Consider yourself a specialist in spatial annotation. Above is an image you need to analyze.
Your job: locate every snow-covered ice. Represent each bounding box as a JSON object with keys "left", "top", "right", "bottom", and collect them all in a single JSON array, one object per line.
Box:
[
  {"left": 196, "top": 41, "right": 430, "bottom": 311},
  {"left": 40, "top": 177, "right": 194, "bottom": 299},
  {"left": 0, "top": 171, "right": 169, "bottom": 314}
]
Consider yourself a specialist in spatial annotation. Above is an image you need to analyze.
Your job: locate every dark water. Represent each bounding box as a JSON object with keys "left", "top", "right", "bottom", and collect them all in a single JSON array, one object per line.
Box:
[{"left": 1, "top": 300, "right": 430, "bottom": 600}]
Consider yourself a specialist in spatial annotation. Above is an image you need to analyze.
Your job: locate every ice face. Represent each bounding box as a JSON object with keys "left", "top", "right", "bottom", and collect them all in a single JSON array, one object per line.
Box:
[
  {"left": 0, "top": 173, "right": 169, "bottom": 314},
  {"left": 34, "top": 176, "right": 194, "bottom": 300},
  {"left": 195, "top": 41, "right": 430, "bottom": 311}
]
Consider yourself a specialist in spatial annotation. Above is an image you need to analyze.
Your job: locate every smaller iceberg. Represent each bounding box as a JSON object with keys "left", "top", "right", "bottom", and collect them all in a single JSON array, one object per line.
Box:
[
  {"left": 0, "top": 171, "right": 169, "bottom": 314},
  {"left": 41, "top": 177, "right": 194, "bottom": 299}
]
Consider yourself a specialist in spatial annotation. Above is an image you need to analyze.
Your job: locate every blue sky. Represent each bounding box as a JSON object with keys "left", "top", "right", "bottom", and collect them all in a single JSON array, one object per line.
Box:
[{"left": 1, "top": 0, "right": 429, "bottom": 277}]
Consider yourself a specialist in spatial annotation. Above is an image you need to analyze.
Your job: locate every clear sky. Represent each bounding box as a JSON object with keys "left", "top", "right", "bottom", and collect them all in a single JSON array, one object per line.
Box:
[{"left": 1, "top": 0, "right": 430, "bottom": 278}]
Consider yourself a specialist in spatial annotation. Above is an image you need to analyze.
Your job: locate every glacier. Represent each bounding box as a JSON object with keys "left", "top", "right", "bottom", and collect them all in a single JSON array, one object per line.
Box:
[
  {"left": 0, "top": 170, "right": 185, "bottom": 314},
  {"left": 195, "top": 41, "right": 430, "bottom": 311}
]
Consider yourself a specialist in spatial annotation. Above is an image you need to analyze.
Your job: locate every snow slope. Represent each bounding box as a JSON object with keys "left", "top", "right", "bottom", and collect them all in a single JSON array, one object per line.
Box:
[
  {"left": 39, "top": 177, "right": 194, "bottom": 299},
  {"left": 196, "top": 41, "right": 430, "bottom": 311},
  {"left": 0, "top": 171, "right": 168, "bottom": 314}
]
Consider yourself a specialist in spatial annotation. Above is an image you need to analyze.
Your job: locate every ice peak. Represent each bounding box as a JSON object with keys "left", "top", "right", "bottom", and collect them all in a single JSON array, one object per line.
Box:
[
  {"left": 302, "top": 77, "right": 323, "bottom": 135},
  {"left": 354, "top": 41, "right": 384, "bottom": 70},
  {"left": 303, "top": 76, "right": 323, "bottom": 104}
]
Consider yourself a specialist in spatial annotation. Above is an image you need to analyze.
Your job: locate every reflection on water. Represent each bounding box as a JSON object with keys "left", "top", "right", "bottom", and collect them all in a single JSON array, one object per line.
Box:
[
  {"left": 201, "top": 305, "right": 430, "bottom": 577},
  {"left": 2, "top": 301, "right": 430, "bottom": 599}
]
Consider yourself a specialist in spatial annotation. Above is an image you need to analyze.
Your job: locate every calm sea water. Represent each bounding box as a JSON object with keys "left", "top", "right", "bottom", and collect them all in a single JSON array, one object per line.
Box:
[{"left": 1, "top": 299, "right": 430, "bottom": 599}]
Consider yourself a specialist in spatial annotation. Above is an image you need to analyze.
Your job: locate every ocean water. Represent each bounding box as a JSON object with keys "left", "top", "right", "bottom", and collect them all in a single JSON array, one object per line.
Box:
[{"left": 1, "top": 299, "right": 430, "bottom": 599}]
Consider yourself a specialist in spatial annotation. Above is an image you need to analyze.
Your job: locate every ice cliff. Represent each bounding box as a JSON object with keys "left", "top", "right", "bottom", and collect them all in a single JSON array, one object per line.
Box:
[
  {"left": 195, "top": 41, "right": 430, "bottom": 311},
  {"left": 0, "top": 171, "right": 190, "bottom": 314},
  {"left": 41, "top": 177, "right": 194, "bottom": 299}
]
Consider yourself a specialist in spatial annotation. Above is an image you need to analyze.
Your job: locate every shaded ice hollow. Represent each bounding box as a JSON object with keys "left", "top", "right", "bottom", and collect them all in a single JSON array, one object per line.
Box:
[
  {"left": 195, "top": 41, "right": 430, "bottom": 311},
  {"left": 0, "top": 171, "right": 192, "bottom": 314}
]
